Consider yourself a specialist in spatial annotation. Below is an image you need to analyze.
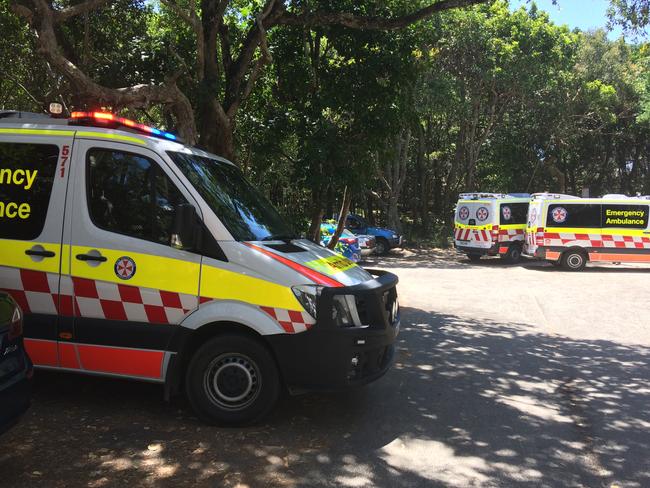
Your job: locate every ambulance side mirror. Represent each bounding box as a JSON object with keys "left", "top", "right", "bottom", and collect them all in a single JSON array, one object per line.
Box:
[{"left": 172, "top": 203, "right": 200, "bottom": 251}]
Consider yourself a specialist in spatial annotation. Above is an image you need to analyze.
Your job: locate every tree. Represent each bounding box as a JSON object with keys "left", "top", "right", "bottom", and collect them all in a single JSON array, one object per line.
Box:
[{"left": 9, "top": 0, "right": 486, "bottom": 161}]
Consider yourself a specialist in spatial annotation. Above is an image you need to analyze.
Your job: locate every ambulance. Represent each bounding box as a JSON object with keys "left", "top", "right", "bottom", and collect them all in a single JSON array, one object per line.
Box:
[
  {"left": 0, "top": 109, "right": 400, "bottom": 424},
  {"left": 454, "top": 193, "right": 530, "bottom": 263},
  {"left": 525, "top": 193, "right": 650, "bottom": 271}
]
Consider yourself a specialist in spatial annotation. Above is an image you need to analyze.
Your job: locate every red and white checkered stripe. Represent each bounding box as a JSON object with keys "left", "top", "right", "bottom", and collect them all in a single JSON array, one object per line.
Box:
[
  {"left": 454, "top": 228, "right": 493, "bottom": 242},
  {"left": 260, "top": 306, "right": 315, "bottom": 334},
  {"left": 497, "top": 228, "right": 525, "bottom": 242},
  {"left": 0, "top": 266, "right": 197, "bottom": 325},
  {"left": 542, "top": 232, "right": 650, "bottom": 250}
]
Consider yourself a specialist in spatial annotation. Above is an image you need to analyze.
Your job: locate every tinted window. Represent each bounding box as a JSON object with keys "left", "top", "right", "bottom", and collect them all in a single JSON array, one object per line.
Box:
[
  {"left": 500, "top": 203, "right": 528, "bottom": 225},
  {"left": 547, "top": 203, "right": 601, "bottom": 228},
  {"left": 168, "top": 151, "right": 294, "bottom": 241},
  {"left": 0, "top": 142, "right": 59, "bottom": 240},
  {"left": 602, "top": 204, "right": 649, "bottom": 229},
  {"left": 87, "top": 149, "right": 188, "bottom": 246}
]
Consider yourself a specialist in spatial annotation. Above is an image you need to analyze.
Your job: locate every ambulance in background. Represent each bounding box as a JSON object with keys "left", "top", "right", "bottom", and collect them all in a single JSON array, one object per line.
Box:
[
  {"left": 524, "top": 193, "right": 650, "bottom": 271},
  {"left": 454, "top": 193, "right": 530, "bottom": 263}
]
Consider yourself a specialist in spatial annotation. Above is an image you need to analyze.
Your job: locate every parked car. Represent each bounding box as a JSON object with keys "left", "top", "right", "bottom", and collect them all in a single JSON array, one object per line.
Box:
[
  {"left": 320, "top": 223, "right": 362, "bottom": 262},
  {"left": 0, "top": 293, "right": 32, "bottom": 434},
  {"left": 343, "top": 214, "right": 402, "bottom": 255},
  {"left": 357, "top": 234, "right": 377, "bottom": 257}
]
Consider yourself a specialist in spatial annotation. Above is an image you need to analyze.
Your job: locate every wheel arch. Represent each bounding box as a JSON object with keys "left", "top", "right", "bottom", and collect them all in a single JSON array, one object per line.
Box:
[
  {"left": 164, "top": 301, "right": 288, "bottom": 399},
  {"left": 562, "top": 246, "right": 589, "bottom": 260}
]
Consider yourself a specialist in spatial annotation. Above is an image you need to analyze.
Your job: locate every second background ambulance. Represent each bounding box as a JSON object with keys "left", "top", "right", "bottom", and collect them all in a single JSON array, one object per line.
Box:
[
  {"left": 525, "top": 193, "right": 650, "bottom": 270},
  {"left": 454, "top": 193, "right": 530, "bottom": 263}
]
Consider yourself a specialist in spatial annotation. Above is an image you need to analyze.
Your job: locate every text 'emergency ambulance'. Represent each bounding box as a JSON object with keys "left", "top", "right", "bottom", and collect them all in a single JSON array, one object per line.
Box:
[{"left": 0, "top": 167, "right": 38, "bottom": 219}]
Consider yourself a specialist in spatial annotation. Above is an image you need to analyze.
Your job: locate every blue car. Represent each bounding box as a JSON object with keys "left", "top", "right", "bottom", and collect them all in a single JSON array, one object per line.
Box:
[
  {"left": 320, "top": 223, "right": 362, "bottom": 262},
  {"left": 344, "top": 214, "right": 402, "bottom": 255}
]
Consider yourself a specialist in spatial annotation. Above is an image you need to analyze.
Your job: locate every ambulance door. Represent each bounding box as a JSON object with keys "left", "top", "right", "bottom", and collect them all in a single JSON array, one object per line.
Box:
[
  {"left": 64, "top": 140, "right": 201, "bottom": 381},
  {"left": 0, "top": 131, "right": 74, "bottom": 367}
]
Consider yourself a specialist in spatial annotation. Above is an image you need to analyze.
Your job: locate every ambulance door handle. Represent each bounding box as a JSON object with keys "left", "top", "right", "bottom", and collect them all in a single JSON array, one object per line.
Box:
[
  {"left": 25, "top": 247, "right": 55, "bottom": 258},
  {"left": 76, "top": 253, "right": 107, "bottom": 263}
]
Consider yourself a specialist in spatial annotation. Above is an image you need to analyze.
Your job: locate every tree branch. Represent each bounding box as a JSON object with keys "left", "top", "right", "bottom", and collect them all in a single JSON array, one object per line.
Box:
[
  {"left": 275, "top": 0, "right": 487, "bottom": 30},
  {"left": 12, "top": 0, "right": 197, "bottom": 142},
  {"left": 54, "top": 0, "right": 115, "bottom": 23},
  {"left": 227, "top": 4, "right": 274, "bottom": 118},
  {"left": 161, "top": 0, "right": 204, "bottom": 80}
]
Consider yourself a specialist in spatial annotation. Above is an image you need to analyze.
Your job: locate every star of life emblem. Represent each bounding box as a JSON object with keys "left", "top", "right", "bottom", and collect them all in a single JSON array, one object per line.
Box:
[
  {"left": 552, "top": 207, "right": 568, "bottom": 224},
  {"left": 114, "top": 256, "right": 136, "bottom": 280}
]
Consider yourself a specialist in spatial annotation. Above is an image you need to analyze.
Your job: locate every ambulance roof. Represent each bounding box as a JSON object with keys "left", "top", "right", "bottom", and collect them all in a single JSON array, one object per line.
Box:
[
  {"left": 458, "top": 192, "right": 530, "bottom": 201},
  {"left": 0, "top": 111, "right": 234, "bottom": 166},
  {"left": 531, "top": 193, "right": 650, "bottom": 203}
]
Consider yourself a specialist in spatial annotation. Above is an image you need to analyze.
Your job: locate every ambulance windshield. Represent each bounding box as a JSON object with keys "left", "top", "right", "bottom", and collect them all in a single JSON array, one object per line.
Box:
[{"left": 168, "top": 152, "right": 296, "bottom": 241}]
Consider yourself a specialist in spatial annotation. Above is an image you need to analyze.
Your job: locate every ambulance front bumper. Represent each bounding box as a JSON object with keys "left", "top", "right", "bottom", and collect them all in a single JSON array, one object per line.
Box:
[{"left": 266, "top": 270, "right": 400, "bottom": 394}]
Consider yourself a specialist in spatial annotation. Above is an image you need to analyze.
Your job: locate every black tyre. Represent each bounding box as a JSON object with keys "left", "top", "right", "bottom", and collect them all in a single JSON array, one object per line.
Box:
[
  {"left": 467, "top": 254, "right": 482, "bottom": 262},
  {"left": 185, "top": 334, "right": 280, "bottom": 426},
  {"left": 375, "top": 238, "right": 390, "bottom": 255},
  {"left": 501, "top": 243, "right": 522, "bottom": 264},
  {"left": 561, "top": 249, "right": 587, "bottom": 271}
]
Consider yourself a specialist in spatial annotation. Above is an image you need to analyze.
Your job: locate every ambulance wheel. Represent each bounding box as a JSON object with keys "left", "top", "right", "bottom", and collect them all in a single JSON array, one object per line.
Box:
[
  {"left": 467, "top": 254, "right": 482, "bottom": 262},
  {"left": 185, "top": 334, "right": 280, "bottom": 426},
  {"left": 502, "top": 244, "right": 522, "bottom": 264},
  {"left": 561, "top": 249, "right": 587, "bottom": 271}
]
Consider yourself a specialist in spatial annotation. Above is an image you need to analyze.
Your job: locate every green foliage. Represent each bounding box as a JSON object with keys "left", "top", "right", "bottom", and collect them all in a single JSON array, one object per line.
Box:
[{"left": 4, "top": 0, "right": 650, "bottom": 243}]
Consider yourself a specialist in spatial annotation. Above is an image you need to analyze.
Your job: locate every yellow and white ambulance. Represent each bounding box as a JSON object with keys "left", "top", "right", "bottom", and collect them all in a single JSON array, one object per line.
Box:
[
  {"left": 525, "top": 193, "right": 650, "bottom": 271},
  {"left": 0, "top": 110, "right": 400, "bottom": 424},
  {"left": 454, "top": 193, "right": 530, "bottom": 263}
]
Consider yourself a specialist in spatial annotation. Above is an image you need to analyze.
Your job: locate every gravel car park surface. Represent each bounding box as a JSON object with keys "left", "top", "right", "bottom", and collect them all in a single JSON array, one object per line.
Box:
[{"left": 1, "top": 249, "right": 649, "bottom": 487}]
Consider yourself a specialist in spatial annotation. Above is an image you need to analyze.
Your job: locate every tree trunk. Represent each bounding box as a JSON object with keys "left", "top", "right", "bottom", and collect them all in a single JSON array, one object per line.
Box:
[
  {"left": 307, "top": 191, "right": 323, "bottom": 244},
  {"left": 327, "top": 186, "right": 352, "bottom": 250}
]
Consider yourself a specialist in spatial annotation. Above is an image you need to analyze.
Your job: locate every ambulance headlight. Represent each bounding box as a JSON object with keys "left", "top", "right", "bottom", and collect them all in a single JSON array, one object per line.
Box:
[
  {"left": 331, "top": 295, "right": 361, "bottom": 327},
  {"left": 292, "top": 285, "right": 322, "bottom": 319}
]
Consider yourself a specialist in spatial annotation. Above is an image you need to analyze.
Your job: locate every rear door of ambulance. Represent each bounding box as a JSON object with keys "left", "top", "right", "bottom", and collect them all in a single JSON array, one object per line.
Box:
[
  {"left": 525, "top": 199, "right": 545, "bottom": 255},
  {"left": 62, "top": 138, "right": 202, "bottom": 381},
  {"left": 0, "top": 129, "right": 74, "bottom": 367},
  {"left": 455, "top": 200, "right": 496, "bottom": 250}
]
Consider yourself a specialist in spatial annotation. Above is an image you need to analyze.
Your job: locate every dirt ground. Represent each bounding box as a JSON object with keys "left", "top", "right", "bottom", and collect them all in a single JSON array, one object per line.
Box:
[{"left": 1, "top": 249, "right": 649, "bottom": 487}]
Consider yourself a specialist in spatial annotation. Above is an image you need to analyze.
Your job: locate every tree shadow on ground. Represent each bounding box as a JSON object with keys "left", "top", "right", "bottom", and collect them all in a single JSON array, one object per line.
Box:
[{"left": 1, "top": 308, "right": 649, "bottom": 487}]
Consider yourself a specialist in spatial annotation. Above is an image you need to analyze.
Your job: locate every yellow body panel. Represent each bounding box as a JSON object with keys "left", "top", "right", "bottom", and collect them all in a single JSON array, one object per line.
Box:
[
  {"left": 454, "top": 223, "right": 494, "bottom": 231},
  {"left": 200, "top": 265, "right": 302, "bottom": 310},
  {"left": 75, "top": 131, "right": 146, "bottom": 146},
  {"left": 70, "top": 245, "right": 200, "bottom": 295},
  {"left": 0, "top": 239, "right": 61, "bottom": 274},
  {"left": 0, "top": 128, "right": 75, "bottom": 137},
  {"left": 304, "top": 255, "right": 356, "bottom": 275}
]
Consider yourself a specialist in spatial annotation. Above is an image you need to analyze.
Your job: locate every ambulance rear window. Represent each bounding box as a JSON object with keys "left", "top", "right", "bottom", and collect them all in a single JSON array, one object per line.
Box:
[
  {"left": 500, "top": 203, "right": 528, "bottom": 225},
  {"left": 0, "top": 142, "right": 58, "bottom": 240}
]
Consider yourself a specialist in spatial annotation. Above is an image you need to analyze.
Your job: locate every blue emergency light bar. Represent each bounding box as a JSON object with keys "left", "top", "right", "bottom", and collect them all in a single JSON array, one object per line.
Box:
[{"left": 70, "top": 111, "right": 179, "bottom": 142}]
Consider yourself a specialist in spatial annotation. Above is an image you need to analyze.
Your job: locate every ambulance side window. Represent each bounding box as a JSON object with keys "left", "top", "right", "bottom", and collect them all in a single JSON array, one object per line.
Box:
[
  {"left": 0, "top": 142, "right": 59, "bottom": 240},
  {"left": 547, "top": 203, "right": 601, "bottom": 228},
  {"left": 87, "top": 148, "right": 189, "bottom": 246}
]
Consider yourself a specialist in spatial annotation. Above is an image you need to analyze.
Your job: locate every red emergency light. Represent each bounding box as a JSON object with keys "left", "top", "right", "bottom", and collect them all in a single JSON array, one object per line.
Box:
[{"left": 69, "top": 111, "right": 179, "bottom": 142}]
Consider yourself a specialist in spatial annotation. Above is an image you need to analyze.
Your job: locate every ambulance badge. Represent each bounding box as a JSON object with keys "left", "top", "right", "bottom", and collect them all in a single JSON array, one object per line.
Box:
[
  {"left": 477, "top": 207, "right": 489, "bottom": 221},
  {"left": 552, "top": 207, "right": 567, "bottom": 223},
  {"left": 115, "top": 256, "right": 136, "bottom": 280},
  {"left": 502, "top": 206, "right": 511, "bottom": 220}
]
